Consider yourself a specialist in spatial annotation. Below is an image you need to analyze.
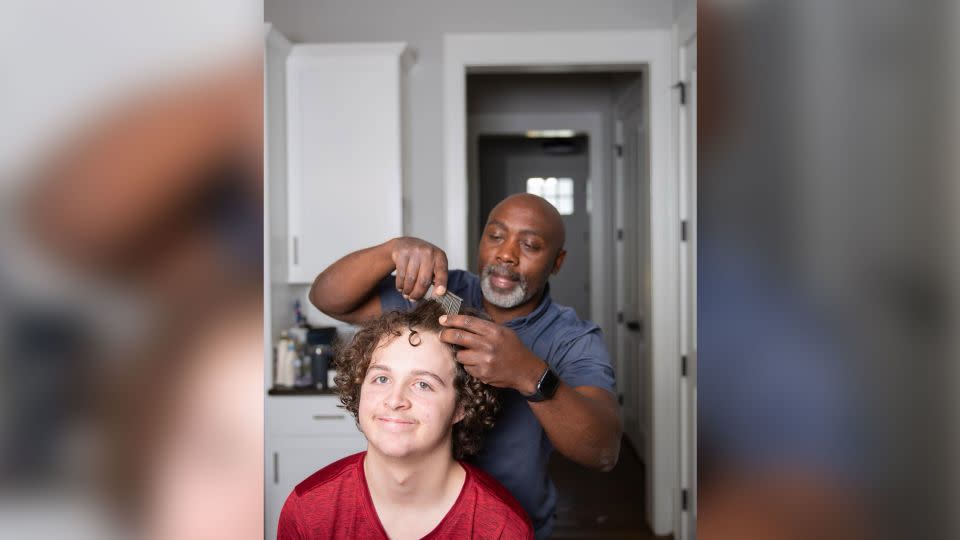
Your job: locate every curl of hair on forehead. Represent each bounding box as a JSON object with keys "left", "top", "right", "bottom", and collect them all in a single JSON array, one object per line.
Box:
[{"left": 407, "top": 325, "right": 422, "bottom": 346}]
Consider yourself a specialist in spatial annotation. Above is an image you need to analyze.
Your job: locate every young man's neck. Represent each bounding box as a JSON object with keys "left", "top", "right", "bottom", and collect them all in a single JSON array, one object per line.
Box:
[{"left": 364, "top": 443, "right": 463, "bottom": 508}]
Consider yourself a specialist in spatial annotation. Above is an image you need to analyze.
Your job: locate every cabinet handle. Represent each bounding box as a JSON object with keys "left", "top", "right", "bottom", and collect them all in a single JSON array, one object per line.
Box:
[
  {"left": 273, "top": 452, "right": 278, "bottom": 484},
  {"left": 292, "top": 236, "right": 299, "bottom": 265},
  {"left": 312, "top": 414, "right": 345, "bottom": 420}
]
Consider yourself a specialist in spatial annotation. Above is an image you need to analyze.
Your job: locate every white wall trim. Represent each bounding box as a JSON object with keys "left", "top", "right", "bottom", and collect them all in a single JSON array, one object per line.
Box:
[
  {"left": 264, "top": 22, "right": 292, "bottom": 386},
  {"left": 443, "top": 30, "right": 678, "bottom": 535},
  {"left": 676, "top": 3, "right": 696, "bottom": 47},
  {"left": 673, "top": 4, "right": 697, "bottom": 537},
  {"left": 290, "top": 42, "right": 416, "bottom": 70}
]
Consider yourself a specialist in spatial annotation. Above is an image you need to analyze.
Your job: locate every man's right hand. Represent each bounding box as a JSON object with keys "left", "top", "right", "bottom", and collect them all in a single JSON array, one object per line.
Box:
[{"left": 390, "top": 237, "right": 449, "bottom": 301}]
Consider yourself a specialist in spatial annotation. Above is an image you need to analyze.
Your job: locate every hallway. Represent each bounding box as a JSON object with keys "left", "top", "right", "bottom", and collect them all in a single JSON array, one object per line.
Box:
[{"left": 549, "top": 437, "right": 671, "bottom": 540}]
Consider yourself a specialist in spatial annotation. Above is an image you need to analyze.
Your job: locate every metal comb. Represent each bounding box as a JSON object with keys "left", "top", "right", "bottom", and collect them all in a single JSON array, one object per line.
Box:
[{"left": 426, "top": 285, "right": 463, "bottom": 316}]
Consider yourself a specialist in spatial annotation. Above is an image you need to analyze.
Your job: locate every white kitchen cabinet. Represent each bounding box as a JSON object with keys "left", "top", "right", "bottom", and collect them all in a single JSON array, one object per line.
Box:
[
  {"left": 285, "top": 42, "right": 414, "bottom": 283},
  {"left": 265, "top": 395, "right": 367, "bottom": 540}
]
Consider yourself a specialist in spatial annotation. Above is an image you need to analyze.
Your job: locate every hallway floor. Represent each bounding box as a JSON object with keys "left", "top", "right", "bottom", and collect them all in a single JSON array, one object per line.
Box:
[{"left": 548, "top": 438, "right": 671, "bottom": 540}]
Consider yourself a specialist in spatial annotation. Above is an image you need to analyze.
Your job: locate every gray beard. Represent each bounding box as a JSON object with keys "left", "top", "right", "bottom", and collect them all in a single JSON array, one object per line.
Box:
[{"left": 480, "top": 265, "right": 529, "bottom": 308}]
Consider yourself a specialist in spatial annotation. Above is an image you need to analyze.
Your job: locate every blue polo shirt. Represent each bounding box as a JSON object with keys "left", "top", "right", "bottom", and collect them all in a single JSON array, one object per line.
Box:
[{"left": 379, "top": 270, "right": 617, "bottom": 539}]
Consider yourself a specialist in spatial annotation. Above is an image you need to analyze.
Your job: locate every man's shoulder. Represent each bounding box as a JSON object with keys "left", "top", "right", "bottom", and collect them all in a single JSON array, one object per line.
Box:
[
  {"left": 293, "top": 452, "right": 363, "bottom": 497},
  {"left": 537, "top": 299, "right": 615, "bottom": 391},
  {"left": 447, "top": 269, "right": 478, "bottom": 290},
  {"left": 544, "top": 300, "right": 603, "bottom": 340}
]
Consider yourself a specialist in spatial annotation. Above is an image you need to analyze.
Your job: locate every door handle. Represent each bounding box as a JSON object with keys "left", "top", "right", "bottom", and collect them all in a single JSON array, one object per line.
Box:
[{"left": 626, "top": 320, "right": 641, "bottom": 331}]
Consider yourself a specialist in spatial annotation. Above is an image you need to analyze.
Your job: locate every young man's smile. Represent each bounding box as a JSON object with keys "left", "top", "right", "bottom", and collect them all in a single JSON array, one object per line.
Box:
[{"left": 374, "top": 415, "right": 418, "bottom": 431}]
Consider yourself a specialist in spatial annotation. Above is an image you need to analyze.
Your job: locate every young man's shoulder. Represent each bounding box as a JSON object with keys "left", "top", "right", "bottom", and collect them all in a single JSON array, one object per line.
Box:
[
  {"left": 462, "top": 461, "right": 534, "bottom": 535},
  {"left": 278, "top": 453, "right": 367, "bottom": 539},
  {"left": 293, "top": 452, "right": 363, "bottom": 498}
]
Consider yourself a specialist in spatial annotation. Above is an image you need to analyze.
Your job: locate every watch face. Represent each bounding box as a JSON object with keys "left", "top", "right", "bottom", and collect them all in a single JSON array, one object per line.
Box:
[
  {"left": 540, "top": 368, "right": 560, "bottom": 398},
  {"left": 527, "top": 368, "right": 559, "bottom": 401}
]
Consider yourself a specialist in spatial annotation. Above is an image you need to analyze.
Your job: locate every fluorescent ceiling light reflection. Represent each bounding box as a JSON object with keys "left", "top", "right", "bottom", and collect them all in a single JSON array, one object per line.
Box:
[{"left": 525, "top": 129, "right": 575, "bottom": 138}]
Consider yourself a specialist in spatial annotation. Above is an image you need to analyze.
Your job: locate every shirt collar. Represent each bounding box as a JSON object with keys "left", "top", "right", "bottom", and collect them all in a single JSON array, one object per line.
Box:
[{"left": 504, "top": 282, "right": 552, "bottom": 329}]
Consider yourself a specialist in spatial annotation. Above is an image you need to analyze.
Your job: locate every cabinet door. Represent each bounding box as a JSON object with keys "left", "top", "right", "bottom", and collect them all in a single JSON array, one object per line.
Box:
[
  {"left": 267, "top": 395, "right": 359, "bottom": 437},
  {"left": 265, "top": 435, "right": 367, "bottom": 540},
  {"left": 286, "top": 44, "right": 407, "bottom": 283}
]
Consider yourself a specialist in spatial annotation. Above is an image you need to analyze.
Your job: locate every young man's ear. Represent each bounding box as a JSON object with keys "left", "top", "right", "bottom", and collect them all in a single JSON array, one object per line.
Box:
[
  {"left": 453, "top": 404, "right": 466, "bottom": 425},
  {"left": 551, "top": 248, "right": 567, "bottom": 275}
]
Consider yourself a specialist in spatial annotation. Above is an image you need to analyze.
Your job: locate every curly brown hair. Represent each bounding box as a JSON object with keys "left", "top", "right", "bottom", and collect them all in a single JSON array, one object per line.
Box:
[{"left": 334, "top": 301, "right": 499, "bottom": 459}]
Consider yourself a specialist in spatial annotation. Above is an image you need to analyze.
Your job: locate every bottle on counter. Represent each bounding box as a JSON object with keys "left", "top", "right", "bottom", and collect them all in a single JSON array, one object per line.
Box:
[
  {"left": 294, "top": 299, "right": 308, "bottom": 328},
  {"left": 294, "top": 344, "right": 312, "bottom": 388},
  {"left": 311, "top": 345, "right": 332, "bottom": 390},
  {"left": 275, "top": 335, "right": 298, "bottom": 388},
  {"left": 273, "top": 340, "right": 284, "bottom": 388},
  {"left": 273, "top": 332, "right": 287, "bottom": 388}
]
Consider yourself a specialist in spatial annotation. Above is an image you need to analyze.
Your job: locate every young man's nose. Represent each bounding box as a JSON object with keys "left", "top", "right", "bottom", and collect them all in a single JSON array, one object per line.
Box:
[{"left": 384, "top": 384, "right": 411, "bottom": 409}]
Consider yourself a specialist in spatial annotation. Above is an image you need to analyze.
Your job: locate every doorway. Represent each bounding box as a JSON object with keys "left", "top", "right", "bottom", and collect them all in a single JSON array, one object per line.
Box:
[
  {"left": 446, "top": 31, "right": 679, "bottom": 536},
  {"left": 466, "top": 68, "right": 657, "bottom": 539}
]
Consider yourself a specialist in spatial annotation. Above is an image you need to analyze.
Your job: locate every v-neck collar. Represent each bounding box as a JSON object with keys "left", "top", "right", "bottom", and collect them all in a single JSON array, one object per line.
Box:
[{"left": 358, "top": 452, "right": 470, "bottom": 539}]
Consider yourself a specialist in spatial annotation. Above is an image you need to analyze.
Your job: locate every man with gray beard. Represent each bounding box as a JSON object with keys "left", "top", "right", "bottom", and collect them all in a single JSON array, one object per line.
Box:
[{"left": 309, "top": 194, "right": 620, "bottom": 539}]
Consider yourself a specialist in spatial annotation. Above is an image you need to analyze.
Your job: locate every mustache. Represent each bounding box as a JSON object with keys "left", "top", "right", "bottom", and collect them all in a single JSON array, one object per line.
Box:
[{"left": 482, "top": 264, "right": 522, "bottom": 282}]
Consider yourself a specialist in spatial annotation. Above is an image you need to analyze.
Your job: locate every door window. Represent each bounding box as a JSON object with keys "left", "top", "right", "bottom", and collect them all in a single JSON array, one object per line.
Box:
[{"left": 526, "top": 176, "right": 574, "bottom": 215}]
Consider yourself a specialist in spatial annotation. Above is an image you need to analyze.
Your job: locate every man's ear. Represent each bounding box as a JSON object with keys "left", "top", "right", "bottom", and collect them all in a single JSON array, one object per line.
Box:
[
  {"left": 453, "top": 403, "right": 466, "bottom": 425},
  {"left": 551, "top": 248, "right": 567, "bottom": 275}
]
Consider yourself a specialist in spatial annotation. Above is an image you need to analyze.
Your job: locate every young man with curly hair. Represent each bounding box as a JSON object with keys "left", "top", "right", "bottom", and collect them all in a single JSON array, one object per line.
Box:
[{"left": 277, "top": 302, "right": 533, "bottom": 540}]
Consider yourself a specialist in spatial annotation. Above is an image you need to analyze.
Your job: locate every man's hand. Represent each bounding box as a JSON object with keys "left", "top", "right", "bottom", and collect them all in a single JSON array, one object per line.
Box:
[
  {"left": 438, "top": 314, "right": 546, "bottom": 393},
  {"left": 440, "top": 312, "right": 623, "bottom": 471},
  {"left": 390, "top": 237, "right": 449, "bottom": 301}
]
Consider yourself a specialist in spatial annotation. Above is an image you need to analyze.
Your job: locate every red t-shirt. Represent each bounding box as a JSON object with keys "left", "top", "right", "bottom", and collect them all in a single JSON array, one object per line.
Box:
[{"left": 278, "top": 452, "right": 533, "bottom": 540}]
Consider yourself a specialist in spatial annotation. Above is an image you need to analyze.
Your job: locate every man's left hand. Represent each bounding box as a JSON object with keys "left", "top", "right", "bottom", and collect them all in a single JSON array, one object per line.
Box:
[{"left": 438, "top": 314, "right": 546, "bottom": 393}]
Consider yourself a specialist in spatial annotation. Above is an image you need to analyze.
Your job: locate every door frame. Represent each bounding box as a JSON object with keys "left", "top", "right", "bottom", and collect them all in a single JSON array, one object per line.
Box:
[
  {"left": 444, "top": 30, "right": 679, "bottom": 536},
  {"left": 674, "top": 4, "right": 697, "bottom": 538},
  {"left": 612, "top": 82, "right": 648, "bottom": 466}
]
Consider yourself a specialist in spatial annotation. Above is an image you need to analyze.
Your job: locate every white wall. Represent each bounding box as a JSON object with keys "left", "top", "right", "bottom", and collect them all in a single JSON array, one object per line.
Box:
[
  {"left": 468, "top": 73, "right": 637, "bottom": 116},
  {"left": 265, "top": 0, "right": 672, "bottom": 247},
  {"left": 673, "top": 0, "right": 695, "bottom": 22}
]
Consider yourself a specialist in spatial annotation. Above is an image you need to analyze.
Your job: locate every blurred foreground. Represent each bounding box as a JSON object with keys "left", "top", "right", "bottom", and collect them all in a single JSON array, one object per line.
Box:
[
  {"left": 698, "top": 1, "right": 958, "bottom": 539},
  {"left": 1, "top": 2, "right": 263, "bottom": 538}
]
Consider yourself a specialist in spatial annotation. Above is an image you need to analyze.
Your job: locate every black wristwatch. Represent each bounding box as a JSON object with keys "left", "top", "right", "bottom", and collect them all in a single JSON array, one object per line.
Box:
[{"left": 524, "top": 367, "right": 560, "bottom": 402}]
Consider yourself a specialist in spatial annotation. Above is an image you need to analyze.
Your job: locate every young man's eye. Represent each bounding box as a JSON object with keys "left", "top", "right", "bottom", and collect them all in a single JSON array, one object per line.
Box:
[
  {"left": 372, "top": 375, "right": 389, "bottom": 384},
  {"left": 415, "top": 381, "right": 434, "bottom": 391}
]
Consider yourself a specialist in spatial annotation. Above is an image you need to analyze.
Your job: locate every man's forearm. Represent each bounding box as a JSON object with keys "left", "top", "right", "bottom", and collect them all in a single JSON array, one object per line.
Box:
[
  {"left": 308, "top": 239, "right": 396, "bottom": 319},
  {"left": 530, "top": 383, "right": 623, "bottom": 471}
]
